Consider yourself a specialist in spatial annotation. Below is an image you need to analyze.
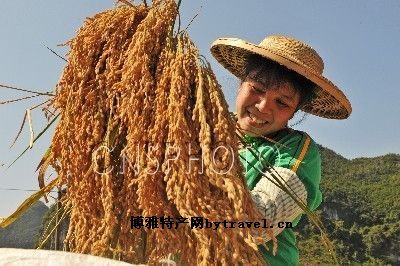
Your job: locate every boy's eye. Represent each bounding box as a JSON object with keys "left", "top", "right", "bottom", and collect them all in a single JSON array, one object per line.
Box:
[
  {"left": 250, "top": 85, "right": 265, "bottom": 93},
  {"left": 276, "top": 99, "right": 289, "bottom": 108}
]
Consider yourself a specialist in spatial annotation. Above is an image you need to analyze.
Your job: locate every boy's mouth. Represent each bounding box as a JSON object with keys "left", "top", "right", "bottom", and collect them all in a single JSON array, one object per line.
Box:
[{"left": 247, "top": 110, "right": 269, "bottom": 125}]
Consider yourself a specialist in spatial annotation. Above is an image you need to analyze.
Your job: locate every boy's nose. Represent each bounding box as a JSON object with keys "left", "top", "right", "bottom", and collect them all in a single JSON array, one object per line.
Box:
[{"left": 255, "top": 94, "right": 273, "bottom": 115}]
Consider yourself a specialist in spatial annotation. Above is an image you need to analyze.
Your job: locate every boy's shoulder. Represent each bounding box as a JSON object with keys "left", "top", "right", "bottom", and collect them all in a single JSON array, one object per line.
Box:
[{"left": 278, "top": 129, "right": 321, "bottom": 165}]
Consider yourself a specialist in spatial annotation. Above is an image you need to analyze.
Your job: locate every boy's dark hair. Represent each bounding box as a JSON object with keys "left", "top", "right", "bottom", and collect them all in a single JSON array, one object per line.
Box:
[{"left": 244, "top": 54, "right": 315, "bottom": 109}]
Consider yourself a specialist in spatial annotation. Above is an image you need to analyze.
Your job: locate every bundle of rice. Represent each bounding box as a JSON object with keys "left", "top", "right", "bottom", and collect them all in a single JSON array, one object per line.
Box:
[{"left": 40, "top": 0, "right": 271, "bottom": 264}]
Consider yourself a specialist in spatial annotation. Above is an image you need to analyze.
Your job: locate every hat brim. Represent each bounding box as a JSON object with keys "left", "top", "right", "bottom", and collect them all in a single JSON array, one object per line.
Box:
[{"left": 210, "top": 38, "right": 352, "bottom": 119}]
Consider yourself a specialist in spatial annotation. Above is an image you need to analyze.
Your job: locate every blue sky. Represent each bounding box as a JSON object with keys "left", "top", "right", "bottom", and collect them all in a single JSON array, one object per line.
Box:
[{"left": 1, "top": 0, "right": 399, "bottom": 217}]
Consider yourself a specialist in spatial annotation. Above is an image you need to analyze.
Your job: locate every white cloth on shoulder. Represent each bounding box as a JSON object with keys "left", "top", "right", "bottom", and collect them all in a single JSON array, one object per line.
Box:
[{"left": 250, "top": 166, "right": 307, "bottom": 237}]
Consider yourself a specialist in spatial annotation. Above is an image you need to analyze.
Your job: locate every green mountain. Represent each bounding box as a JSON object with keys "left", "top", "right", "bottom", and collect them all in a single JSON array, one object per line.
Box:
[
  {"left": 0, "top": 201, "right": 49, "bottom": 248},
  {"left": 297, "top": 145, "right": 400, "bottom": 265}
]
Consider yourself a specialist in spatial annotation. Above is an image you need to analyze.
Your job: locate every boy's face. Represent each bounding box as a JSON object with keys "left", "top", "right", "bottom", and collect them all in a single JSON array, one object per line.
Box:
[{"left": 236, "top": 75, "right": 300, "bottom": 137}]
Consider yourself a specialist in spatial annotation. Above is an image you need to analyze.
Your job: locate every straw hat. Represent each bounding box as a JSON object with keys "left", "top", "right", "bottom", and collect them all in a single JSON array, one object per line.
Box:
[{"left": 210, "top": 35, "right": 352, "bottom": 119}]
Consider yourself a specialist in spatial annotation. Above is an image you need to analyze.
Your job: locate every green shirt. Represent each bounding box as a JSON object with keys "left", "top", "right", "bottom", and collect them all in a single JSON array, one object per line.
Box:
[{"left": 239, "top": 129, "right": 322, "bottom": 266}]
